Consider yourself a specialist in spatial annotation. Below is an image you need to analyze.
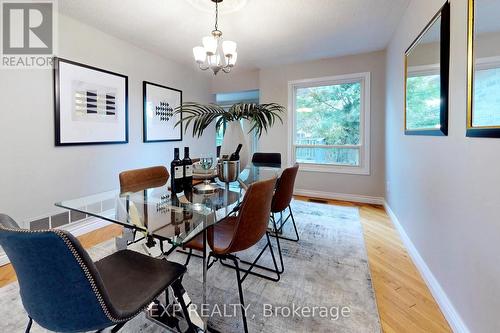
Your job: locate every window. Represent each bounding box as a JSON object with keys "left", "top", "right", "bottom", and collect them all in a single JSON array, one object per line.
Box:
[
  {"left": 214, "top": 90, "right": 260, "bottom": 151},
  {"left": 215, "top": 117, "right": 226, "bottom": 146},
  {"left": 288, "top": 73, "right": 370, "bottom": 174}
]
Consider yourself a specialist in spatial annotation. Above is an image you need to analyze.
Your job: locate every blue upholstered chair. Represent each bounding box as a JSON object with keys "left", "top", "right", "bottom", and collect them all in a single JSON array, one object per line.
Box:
[{"left": 0, "top": 214, "right": 196, "bottom": 333}]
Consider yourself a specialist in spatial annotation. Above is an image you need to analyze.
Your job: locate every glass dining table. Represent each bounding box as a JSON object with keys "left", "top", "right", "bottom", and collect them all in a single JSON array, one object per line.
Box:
[{"left": 55, "top": 163, "right": 282, "bottom": 332}]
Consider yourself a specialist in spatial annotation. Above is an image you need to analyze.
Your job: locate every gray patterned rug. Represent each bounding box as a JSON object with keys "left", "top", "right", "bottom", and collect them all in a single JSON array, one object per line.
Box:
[{"left": 0, "top": 200, "right": 381, "bottom": 332}]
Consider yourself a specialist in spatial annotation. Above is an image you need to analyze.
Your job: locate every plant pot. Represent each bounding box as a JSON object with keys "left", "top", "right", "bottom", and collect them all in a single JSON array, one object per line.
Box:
[{"left": 220, "top": 121, "right": 250, "bottom": 170}]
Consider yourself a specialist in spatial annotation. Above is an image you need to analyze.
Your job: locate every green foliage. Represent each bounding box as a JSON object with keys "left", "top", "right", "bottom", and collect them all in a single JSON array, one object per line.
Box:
[
  {"left": 406, "top": 75, "right": 441, "bottom": 130},
  {"left": 295, "top": 83, "right": 361, "bottom": 145},
  {"left": 174, "top": 102, "right": 284, "bottom": 138}
]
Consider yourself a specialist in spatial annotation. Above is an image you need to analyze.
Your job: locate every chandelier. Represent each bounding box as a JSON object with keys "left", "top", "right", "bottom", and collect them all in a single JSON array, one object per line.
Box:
[{"left": 193, "top": 0, "right": 237, "bottom": 75}]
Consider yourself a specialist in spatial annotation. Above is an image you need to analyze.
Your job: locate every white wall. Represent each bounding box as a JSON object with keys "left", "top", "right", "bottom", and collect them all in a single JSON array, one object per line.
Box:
[
  {"left": 211, "top": 68, "right": 259, "bottom": 94},
  {"left": 257, "top": 52, "right": 387, "bottom": 199},
  {"left": 385, "top": 0, "right": 500, "bottom": 332},
  {"left": 0, "top": 14, "right": 214, "bottom": 226}
]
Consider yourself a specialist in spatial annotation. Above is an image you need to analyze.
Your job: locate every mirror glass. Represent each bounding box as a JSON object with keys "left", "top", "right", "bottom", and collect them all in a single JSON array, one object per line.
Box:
[
  {"left": 470, "top": 0, "right": 500, "bottom": 131},
  {"left": 406, "top": 19, "right": 441, "bottom": 131},
  {"left": 405, "top": 2, "right": 449, "bottom": 136}
]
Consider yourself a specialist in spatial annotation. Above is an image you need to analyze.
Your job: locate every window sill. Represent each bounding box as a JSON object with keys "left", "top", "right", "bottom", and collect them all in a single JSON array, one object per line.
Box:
[{"left": 296, "top": 162, "right": 370, "bottom": 175}]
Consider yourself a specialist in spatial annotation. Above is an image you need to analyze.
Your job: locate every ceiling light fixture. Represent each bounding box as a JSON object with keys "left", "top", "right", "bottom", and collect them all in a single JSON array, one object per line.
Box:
[{"left": 193, "top": 0, "right": 237, "bottom": 75}]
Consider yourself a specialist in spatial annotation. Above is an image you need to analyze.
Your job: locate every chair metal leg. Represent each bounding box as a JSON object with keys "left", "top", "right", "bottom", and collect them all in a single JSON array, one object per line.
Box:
[
  {"left": 269, "top": 215, "right": 285, "bottom": 273},
  {"left": 110, "top": 322, "right": 126, "bottom": 333},
  {"left": 220, "top": 233, "right": 281, "bottom": 282},
  {"left": 25, "top": 317, "right": 32, "bottom": 333},
  {"left": 273, "top": 206, "right": 299, "bottom": 242},
  {"left": 170, "top": 279, "right": 201, "bottom": 333},
  {"left": 184, "top": 248, "right": 193, "bottom": 266},
  {"left": 230, "top": 256, "right": 248, "bottom": 333},
  {"left": 178, "top": 248, "right": 204, "bottom": 261}
]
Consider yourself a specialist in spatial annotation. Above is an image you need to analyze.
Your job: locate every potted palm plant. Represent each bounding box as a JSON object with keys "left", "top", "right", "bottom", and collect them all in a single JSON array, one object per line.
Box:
[{"left": 174, "top": 102, "right": 285, "bottom": 169}]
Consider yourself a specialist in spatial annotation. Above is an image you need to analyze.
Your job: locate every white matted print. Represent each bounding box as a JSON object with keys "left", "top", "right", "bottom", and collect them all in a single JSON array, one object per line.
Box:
[
  {"left": 54, "top": 58, "right": 128, "bottom": 145},
  {"left": 143, "top": 81, "right": 182, "bottom": 142}
]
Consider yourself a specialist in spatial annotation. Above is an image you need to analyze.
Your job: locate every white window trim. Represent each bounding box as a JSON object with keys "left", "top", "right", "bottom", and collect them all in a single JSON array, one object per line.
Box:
[
  {"left": 407, "top": 63, "right": 440, "bottom": 77},
  {"left": 475, "top": 55, "right": 500, "bottom": 71},
  {"left": 287, "top": 72, "right": 371, "bottom": 175}
]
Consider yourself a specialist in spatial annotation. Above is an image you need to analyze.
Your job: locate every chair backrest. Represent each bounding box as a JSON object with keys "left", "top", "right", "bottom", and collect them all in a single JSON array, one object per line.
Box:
[
  {"left": 0, "top": 214, "right": 119, "bottom": 332},
  {"left": 251, "top": 152, "right": 281, "bottom": 166},
  {"left": 119, "top": 166, "right": 169, "bottom": 193},
  {"left": 272, "top": 163, "right": 299, "bottom": 213},
  {"left": 217, "top": 177, "right": 277, "bottom": 254}
]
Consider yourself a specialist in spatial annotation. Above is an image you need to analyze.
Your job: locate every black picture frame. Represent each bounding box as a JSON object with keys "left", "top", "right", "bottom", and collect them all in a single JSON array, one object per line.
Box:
[
  {"left": 466, "top": 0, "right": 500, "bottom": 138},
  {"left": 404, "top": 1, "right": 450, "bottom": 136},
  {"left": 53, "top": 57, "right": 129, "bottom": 146},
  {"left": 143, "top": 81, "right": 183, "bottom": 143}
]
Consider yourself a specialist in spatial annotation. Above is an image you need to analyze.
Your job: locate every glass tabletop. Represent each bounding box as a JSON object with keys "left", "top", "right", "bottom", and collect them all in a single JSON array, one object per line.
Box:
[{"left": 55, "top": 164, "right": 282, "bottom": 246}]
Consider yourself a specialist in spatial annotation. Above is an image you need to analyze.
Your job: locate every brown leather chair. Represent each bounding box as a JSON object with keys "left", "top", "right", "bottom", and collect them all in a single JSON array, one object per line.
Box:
[
  {"left": 184, "top": 177, "right": 279, "bottom": 333},
  {"left": 268, "top": 163, "right": 300, "bottom": 273},
  {"left": 119, "top": 166, "right": 169, "bottom": 193},
  {"left": 118, "top": 166, "right": 169, "bottom": 251}
]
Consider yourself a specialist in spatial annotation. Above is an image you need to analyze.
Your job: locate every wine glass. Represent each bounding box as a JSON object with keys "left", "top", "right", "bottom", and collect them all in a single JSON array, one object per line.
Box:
[{"left": 199, "top": 153, "right": 214, "bottom": 185}]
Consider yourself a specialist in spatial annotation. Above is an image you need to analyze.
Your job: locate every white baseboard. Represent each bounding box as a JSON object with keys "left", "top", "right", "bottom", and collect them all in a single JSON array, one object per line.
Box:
[
  {"left": 383, "top": 201, "right": 470, "bottom": 333},
  {"left": 62, "top": 216, "right": 111, "bottom": 237},
  {"left": 294, "top": 188, "right": 385, "bottom": 205},
  {"left": 0, "top": 253, "right": 8, "bottom": 266},
  {"left": 0, "top": 217, "right": 111, "bottom": 267}
]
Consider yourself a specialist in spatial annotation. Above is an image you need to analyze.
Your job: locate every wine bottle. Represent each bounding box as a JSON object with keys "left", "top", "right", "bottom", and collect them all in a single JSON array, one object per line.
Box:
[
  {"left": 229, "top": 144, "right": 243, "bottom": 161},
  {"left": 183, "top": 205, "right": 193, "bottom": 234},
  {"left": 183, "top": 147, "right": 193, "bottom": 192},
  {"left": 170, "top": 148, "right": 184, "bottom": 193},
  {"left": 170, "top": 194, "right": 183, "bottom": 237}
]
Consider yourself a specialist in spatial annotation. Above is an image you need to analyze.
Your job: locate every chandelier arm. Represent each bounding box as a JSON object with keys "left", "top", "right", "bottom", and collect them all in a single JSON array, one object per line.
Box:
[{"left": 198, "top": 63, "right": 210, "bottom": 71}]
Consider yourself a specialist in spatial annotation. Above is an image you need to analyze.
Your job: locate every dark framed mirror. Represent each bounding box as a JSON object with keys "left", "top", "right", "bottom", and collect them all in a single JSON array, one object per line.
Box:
[
  {"left": 404, "top": 1, "right": 450, "bottom": 136},
  {"left": 467, "top": 0, "right": 500, "bottom": 138}
]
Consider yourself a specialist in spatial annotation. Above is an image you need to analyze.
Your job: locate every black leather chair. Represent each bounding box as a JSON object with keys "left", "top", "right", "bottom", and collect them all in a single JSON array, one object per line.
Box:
[
  {"left": 0, "top": 214, "right": 197, "bottom": 333},
  {"left": 251, "top": 152, "right": 281, "bottom": 167}
]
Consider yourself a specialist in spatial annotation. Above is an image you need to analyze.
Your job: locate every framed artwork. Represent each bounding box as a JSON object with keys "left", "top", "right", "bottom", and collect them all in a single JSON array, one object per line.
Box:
[
  {"left": 53, "top": 57, "right": 128, "bottom": 146},
  {"left": 404, "top": 1, "right": 450, "bottom": 136},
  {"left": 143, "top": 81, "right": 183, "bottom": 142},
  {"left": 466, "top": 0, "right": 500, "bottom": 138}
]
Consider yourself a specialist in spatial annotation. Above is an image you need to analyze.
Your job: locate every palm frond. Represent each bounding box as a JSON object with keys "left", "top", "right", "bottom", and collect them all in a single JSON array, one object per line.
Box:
[{"left": 174, "top": 101, "right": 285, "bottom": 138}]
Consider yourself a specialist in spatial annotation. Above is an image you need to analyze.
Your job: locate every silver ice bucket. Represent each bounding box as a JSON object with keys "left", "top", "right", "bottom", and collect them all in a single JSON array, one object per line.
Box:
[{"left": 217, "top": 160, "right": 240, "bottom": 183}]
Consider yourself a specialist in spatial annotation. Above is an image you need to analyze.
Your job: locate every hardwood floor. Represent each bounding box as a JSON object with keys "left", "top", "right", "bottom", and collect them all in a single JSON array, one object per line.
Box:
[
  {"left": 295, "top": 195, "right": 451, "bottom": 333},
  {"left": 0, "top": 199, "right": 451, "bottom": 332}
]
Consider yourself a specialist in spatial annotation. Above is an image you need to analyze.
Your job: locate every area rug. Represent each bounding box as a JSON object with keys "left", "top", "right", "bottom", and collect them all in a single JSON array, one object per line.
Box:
[{"left": 0, "top": 200, "right": 381, "bottom": 332}]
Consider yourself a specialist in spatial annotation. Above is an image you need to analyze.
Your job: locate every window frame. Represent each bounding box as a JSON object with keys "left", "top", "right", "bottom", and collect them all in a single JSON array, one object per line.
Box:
[
  {"left": 466, "top": 0, "right": 500, "bottom": 138},
  {"left": 287, "top": 72, "right": 371, "bottom": 175},
  {"left": 467, "top": 55, "right": 500, "bottom": 134}
]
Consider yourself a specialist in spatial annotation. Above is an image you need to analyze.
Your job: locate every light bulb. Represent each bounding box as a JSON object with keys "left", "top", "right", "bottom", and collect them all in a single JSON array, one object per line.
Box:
[
  {"left": 228, "top": 52, "right": 237, "bottom": 66},
  {"left": 193, "top": 46, "right": 206, "bottom": 63},
  {"left": 222, "top": 40, "right": 237, "bottom": 56},
  {"left": 208, "top": 54, "right": 220, "bottom": 67},
  {"left": 202, "top": 36, "right": 218, "bottom": 55}
]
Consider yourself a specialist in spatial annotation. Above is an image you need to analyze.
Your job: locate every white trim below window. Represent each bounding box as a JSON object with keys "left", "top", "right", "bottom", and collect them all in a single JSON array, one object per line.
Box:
[{"left": 287, "top": 72, "right": 371, "bottom": 175}]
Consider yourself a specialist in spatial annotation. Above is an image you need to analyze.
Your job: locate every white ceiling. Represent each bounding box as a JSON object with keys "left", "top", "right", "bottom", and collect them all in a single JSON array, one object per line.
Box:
[{"left": 59, "top": 0, "right": 410, "bottom": 70}]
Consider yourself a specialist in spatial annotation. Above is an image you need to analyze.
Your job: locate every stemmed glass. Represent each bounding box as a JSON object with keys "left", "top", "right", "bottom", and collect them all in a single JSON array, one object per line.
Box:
[{"left": 199, "top": 153, "right": 214, "bottom": 186}]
